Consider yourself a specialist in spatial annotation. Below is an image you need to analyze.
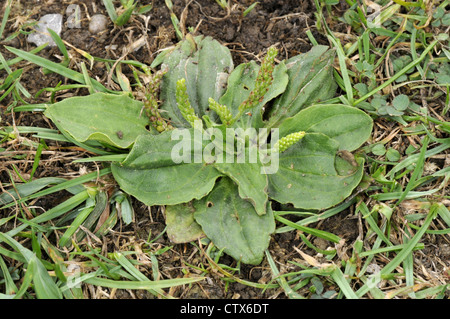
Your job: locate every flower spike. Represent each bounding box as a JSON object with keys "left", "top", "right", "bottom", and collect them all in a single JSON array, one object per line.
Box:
[
  {"left": 208, "top": 97, "right": 233, "bottom": 125},
  {"left": 273, "top": 131, "right": 306, "bottom": 153},
  {"left": 176, "top": 78, "right": 200, "bottom": 128}
]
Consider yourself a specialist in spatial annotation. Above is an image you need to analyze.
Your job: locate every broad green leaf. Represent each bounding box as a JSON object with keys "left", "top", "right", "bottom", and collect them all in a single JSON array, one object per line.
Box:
[
  {"left": 165, "top": 203, "right": 204, "bottom": 243},
  {"left": 268, "top": 133, "right": 364, "bottom": 210},
  {"left": 193, "top": 177, "right": 275, "bottom": 265},
  {"left": 386, "top": 148, "right": 401, "bottom": 162},
  {"left": 44, "top": 92, "right": 151, "bottom": 149},
  {"left": 219, "top": 61, "right": 259, "bottom": 115},
  {"left": 266, "top": 46, "right": 337, "bottom": 129},
  {"left": 372, "top": 144, "right": 386, "bottom": 156},
  {"left": 392, "top": 94, "right": 409, "bottom": 111},
  {"left": 278, "top": 104, "right": 373, "bottom": 152},
  {"left": 219, "top": 60, "right": 289, "bottom": 129},
  {"left": 159, "top": 35, "right": 234, "bottom": 127},
  {"left": 214, "top": 160, "right": 268, "bottom": 216},
  {"left": 111, "top": 129, "right": 222, "bottom": 206}
]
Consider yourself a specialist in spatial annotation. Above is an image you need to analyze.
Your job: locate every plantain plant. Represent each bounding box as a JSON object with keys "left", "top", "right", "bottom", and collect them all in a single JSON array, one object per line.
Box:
[{"left": 40, "top": 35, "right": 372, "bottom": 264}]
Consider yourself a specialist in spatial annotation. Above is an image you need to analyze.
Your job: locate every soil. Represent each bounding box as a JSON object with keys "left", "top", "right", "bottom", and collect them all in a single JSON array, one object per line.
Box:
[{"left": 0, "top": 0, "right": 448, "bottom": 299}]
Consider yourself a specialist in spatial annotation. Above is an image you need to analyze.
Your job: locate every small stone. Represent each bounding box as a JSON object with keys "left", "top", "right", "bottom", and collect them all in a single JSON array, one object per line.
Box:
[
  {"left": 27, "top": 14, "right": 63, "bottom": 47},
  {"left": 89, "top": 14, "right": 108, "bottom": 35},
  {"left": 66, "top": 4, "right": 82, "bottom": 29},
  {"left": 105, "top": 44, "right": 118, "bottom": 50}
]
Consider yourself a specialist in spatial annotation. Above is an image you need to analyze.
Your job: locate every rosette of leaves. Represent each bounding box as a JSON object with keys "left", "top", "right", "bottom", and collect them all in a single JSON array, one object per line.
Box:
[
  {"left": 43, "top": 35, "right": 373, "bottom": 265},
  {"left": 112, "top": 36, "right": 373, "bottom": 264}
]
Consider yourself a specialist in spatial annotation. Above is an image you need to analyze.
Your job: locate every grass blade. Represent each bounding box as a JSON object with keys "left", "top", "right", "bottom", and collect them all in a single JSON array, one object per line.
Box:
[
  {"left": 102, "top": 0, "right": 118, "bottom": 23},
  {"left": 265, "top": 250, "right": 304, "bottom": 299},
  {"left": 353, "top": 40, "right": 438, "bottom": 105},
  {"left": 28, "top": 255, "right": 63, "bottom": 299},
  {"left": 395, "top": 136, "right": 429, "bottom": 206},
  {"left": 330, "top": 267, "right": 358, "bottom": 299},
  {"left": 436, "top": 203, "right": 450, "bottom": 228},
  {"left": 59, "top": 204, "right": 95, "bottom": 247},
  {"left": 275, "top": 215, "right": 341, "bottom": 243},
  {"left": 356, "top": 204, "right": 439, "bottom": 297},
  {"left": 4, "top": 189, "right": 90, "bottom": 238},
  {"left": 1, "top": 167, "right": 111, "bottom": 210},
  {"left": 0, "top": 50, "right": 30, "bottom": 98},
  {"left": 113, "top": 252, "right": 173, "bottom": 298},
  {"left": 13, "top": 266, "right": 33, "bottom": 299},
  {"left": 83, "top": 275, "right": 204, "bottom": 290},
  {"left": 73, "top": 154, "right": 128, "bottom": 163},
  {"left": 28, "top": 140, "right": 45, "bottom": 181},
  {"left": 5, "top": 46, "right": 110, "bottom": 93},
  {"left": 357, "top": 201, "right": 393, "bottom": 246},
  {"left": 358, "top": 243, "right": 424, "bottom": 257},
  {"left": 0, "top": 255, "right": 17, "bottom": 295},
  {"left": 382, "top": 206, "right": 436, "bottom": 274},
  {"left": 47, "top": 28, "right": 69, "bottom": 62},
  {"left": 402, "top": 234, "right": 416, "bottom": 298},
  {"left": 0, "top": 233, "right": 63, "bottom": 299},
  {"left": 275, "top": 198, "right": 355, "bottom": 233},
  {"left": 0, "top": 177, "right": 66, "bottom": 206},
  {"left": 327, "top": 36, "right": 353, "bottom": 104},
  {"left": 386, "top": 140, "right": 450, "bottom": 178},
  {"left": 76, "top": 191, "right": 108, "bottom": 242},
  {"left": 0, "top": 0, "right": 12, "bottom": 40},
  {"left": 0, "top": 44, "right": 47, "bottom": 71}
]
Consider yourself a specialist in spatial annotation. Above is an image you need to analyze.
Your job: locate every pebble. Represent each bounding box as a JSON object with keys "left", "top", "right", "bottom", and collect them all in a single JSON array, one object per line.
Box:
[
  {"left": 89, "top": 14, "right": 108, "bottom": 35},
  {"left": 27, "top": 14, "right": 63, "bottom": 47}
]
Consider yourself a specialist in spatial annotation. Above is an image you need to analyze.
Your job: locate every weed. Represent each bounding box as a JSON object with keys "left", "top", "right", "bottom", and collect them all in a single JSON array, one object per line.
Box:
[{"left": 0, "top": 0, "right": 448, "bottom": 300}]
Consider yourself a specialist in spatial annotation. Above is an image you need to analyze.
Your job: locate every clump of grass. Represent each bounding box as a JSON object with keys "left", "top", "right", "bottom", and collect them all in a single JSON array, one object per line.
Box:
[
  {"left": 1, "top": 0, "right": 449, "bottom": 299},
  {"left": 269, "top": 0, "right": 450, "bottom": 299}
]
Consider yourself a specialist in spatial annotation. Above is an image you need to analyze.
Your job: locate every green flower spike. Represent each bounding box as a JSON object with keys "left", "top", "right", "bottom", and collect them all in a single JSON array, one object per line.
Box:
[
  {"left": 176, "top": 78, "right": 200, "bottom": 127},
  {"left": 273, "top": 131, "right": 306, "bottom": 153},
  {"left": 144, "top": 99, "right": 172, "bottom": 132},
  {"left": 208, "top": 97, "right": 233, "bottom": 125},
  {"left": 144, "top": 70, "right": 173, "bottom": 132},
  {"left": 238, "top": 46, "right": 278, "bottom": 114}
]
